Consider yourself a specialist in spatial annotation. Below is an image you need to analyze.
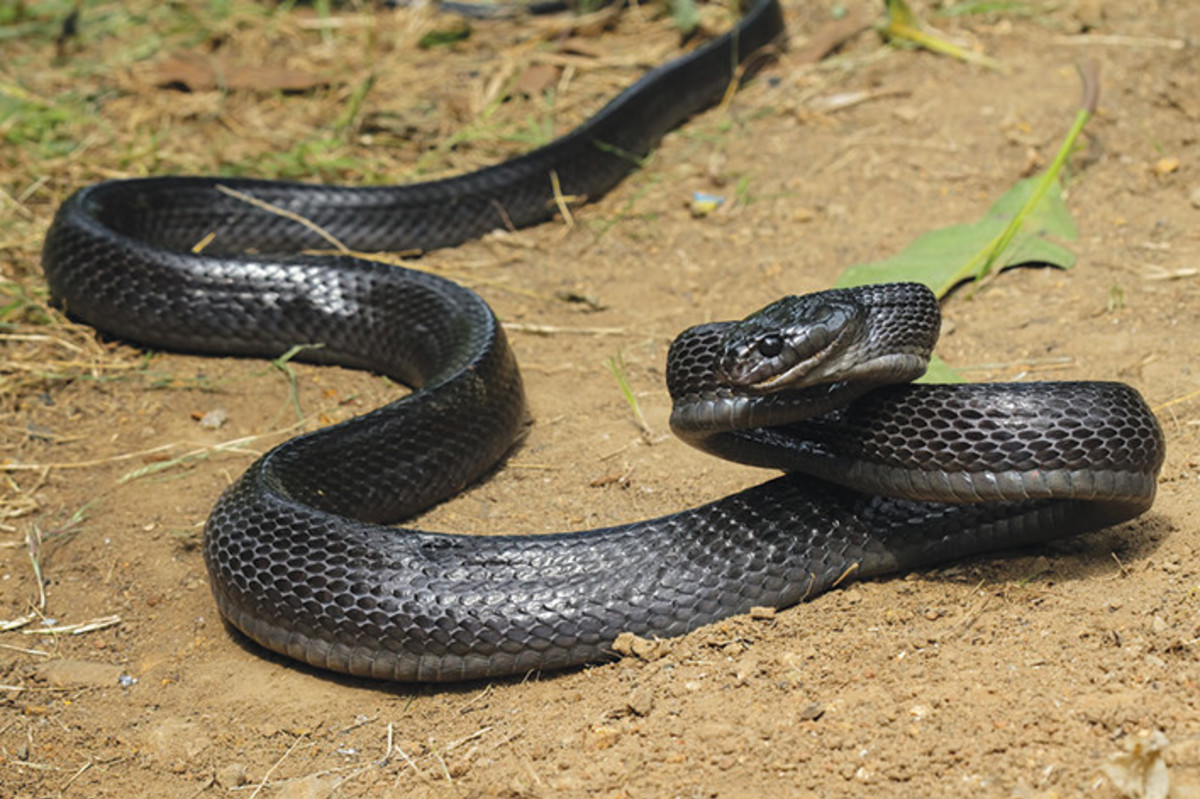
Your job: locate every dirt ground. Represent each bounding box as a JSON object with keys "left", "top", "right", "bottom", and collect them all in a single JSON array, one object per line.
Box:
[{"left": 3, "top": 0, "right": 1200, "bottom": 796}]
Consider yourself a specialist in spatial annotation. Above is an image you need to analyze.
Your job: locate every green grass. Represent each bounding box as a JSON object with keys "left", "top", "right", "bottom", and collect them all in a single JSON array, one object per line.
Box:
[
  {"left": 605, "top": 350, "right": 652, "bottom": 437},
  {"left": 264, "top": 343, "right": 326, "bottom": 423},
  {"left": 0, "top": 281, "right": 53, "bottom": 327},
  {"left": 935, "top": 1, "right": 1044, "bottom": 18}
]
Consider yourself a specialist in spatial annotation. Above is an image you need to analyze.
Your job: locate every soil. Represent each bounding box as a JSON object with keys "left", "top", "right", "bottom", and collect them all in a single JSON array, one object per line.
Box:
[{"left": 2, "top": 1, "right": 1200, "bottom": 797}]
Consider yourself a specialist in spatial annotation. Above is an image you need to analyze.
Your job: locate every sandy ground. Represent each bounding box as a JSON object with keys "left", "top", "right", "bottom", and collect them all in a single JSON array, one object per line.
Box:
[{"left": 3, "top": 0, "right": 1200, "bottom": 796}]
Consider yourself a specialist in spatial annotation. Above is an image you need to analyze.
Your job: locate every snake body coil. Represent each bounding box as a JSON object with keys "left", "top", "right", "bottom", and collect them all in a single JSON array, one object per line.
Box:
[{"left": 42, "top": 0, "right": 1164, "bottom": 682}]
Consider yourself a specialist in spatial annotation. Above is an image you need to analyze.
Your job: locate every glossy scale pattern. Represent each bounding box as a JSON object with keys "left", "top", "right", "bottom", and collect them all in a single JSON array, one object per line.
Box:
[{"left": 41, "top": 0, "right": 1164, "bottom": 681}]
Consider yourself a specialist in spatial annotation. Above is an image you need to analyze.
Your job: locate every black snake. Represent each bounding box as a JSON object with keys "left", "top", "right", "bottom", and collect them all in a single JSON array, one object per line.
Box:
[{"left": 41, "top": 0, "right": 1164, "bottom": 682}]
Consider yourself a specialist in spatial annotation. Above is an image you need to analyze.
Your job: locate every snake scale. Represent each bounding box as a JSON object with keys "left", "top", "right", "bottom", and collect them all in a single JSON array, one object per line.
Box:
[{"left": 41, "top": 0, "right": 1164, "bottom": 682}]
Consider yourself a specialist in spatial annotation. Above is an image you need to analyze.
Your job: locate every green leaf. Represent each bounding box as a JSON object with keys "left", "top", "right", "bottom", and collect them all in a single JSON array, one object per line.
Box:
[
  {"left": 918, "top": 355, "right": 966, "bottom": 384},
  {"left": 831, "top": 68, "right": 1096, "bottom": 386},
  {"left": 834, "top": 177, "right": 1078, "bottom": 384},
  {"left": 988, "top": 174, "right": 1078, "bottom": 241},
  {"left": 835, "top": 175, "right": 1077, "bottom": 296},
  {"left": 670, "top": 0, "right": 700, "bottom": 36},
  {"left": 879, "top": 0, "right": 1002, "bottom": 69},
  {"left": 418, "top": 22, "right": 471, "bottom": 49}
]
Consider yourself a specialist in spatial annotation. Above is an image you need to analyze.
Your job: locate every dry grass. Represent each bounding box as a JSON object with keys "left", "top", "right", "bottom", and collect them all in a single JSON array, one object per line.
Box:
[
  {"left": 0, "top": 0, "right": 711, "bottom": 550},
  {"left": 0, "top": 0, "right": 706, "bottom": 366}
]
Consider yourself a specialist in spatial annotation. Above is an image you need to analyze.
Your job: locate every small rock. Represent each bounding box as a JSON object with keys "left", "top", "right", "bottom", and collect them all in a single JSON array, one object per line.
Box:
[
  {"left": 798, "top": 702, "right": 825, "bottom": 722},
  {"left": 197, "top": 408, "right": 228, "bottom": 430},
  {"left": 611, "top": 632, "right": 668, "bottom": 662},
  {"left": 722, "top": 641, "right": 746, "bottom": 657},
  {"left": 216, "top": 762, "right": 248, "bottom": 788},
  {"left": 1153, "top": 157, "right": 1180, "bottom": 177},
  {"left": 749, "top": 606, "right": 776, "bottom": 620},
  {"left": 733, "top": 654, "right": 766, "bottom": 685},
  {"left": 146, "top": 718, "right": 211, "bottom": 764},
  {"left": 1101, "top": 730, "right": 1169, "bottom": 798},
  {"left": 33, "top": 659, "right": 124, "bottom": 689},
  {"left": 590, "top": 725, "right": 621, "bottom": 751},
  {"left": 696, "top": 721, "right": 737, "bottom": 743},
  {"left": 1190, "top": 186, "right": 1200, "bottom": 209},
  {"left": 626, "top": 686, "right": 654, "bottom": 717},
  {"left": 274, "top": 774, "right": 333, "bottom": 799}
]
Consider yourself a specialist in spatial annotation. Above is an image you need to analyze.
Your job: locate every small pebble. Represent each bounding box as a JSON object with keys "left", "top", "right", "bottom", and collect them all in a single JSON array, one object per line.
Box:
[
  {"left": 197, "top": 408, "right": 228, "bottom": 430},
  {"left": 34, "top": 659, "right": 123, "bottom": 689},
  {"left": 798, "top": 701, "right": 825, "bottom": 721},
  {"left": 1153, "top": 157, "right": 1180, "bottom": 176},
  {"left": 611, "top": 631, "right": 668, "bottom": 661},
  {"left": 590, "top": 725, "right": 621, "bottom": 750},
  {"left": 216, "top": 762, "right": 248, "bottom": 788},
  {"left": 274, "top": 774, "right": 333, "bottom": 799},
  {"left": 626, "top": 686, "right": 655, "bottom": 717}
]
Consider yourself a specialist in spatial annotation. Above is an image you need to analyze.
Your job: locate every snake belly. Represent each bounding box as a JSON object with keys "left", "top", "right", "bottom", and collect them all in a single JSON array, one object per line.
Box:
[{"left": 40, "top": 0, "right": 1165, "bottom": 682}]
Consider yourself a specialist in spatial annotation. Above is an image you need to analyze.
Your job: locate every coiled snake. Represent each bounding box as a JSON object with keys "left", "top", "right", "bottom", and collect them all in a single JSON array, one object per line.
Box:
[{"left": 41, "top": 0, "right": 1164, "bottom": 681}]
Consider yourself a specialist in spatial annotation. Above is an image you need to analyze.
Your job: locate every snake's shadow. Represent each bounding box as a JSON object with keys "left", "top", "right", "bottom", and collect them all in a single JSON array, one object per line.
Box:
[
  {"left": 214, "top": 511, "right": 1173, "bottom": 691},
  {"left": 892, "top": 511, "right": 1171, "bottom": 594},
  {"left": 215, "top": 620, "right": 599, "bottom": 692}
]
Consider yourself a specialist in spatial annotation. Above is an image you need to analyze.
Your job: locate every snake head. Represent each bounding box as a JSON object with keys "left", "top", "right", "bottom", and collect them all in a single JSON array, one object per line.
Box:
[
  {"left": 717, "top": 293, "right": 867, "bottom": 391},
  {"left": 716, "top": 284, "right": 937, "bottom": 393}
]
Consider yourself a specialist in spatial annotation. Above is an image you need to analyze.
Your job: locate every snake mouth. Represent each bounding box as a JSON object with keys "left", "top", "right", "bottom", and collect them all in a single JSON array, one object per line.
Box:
[
  {"left": 717, "top": 300, "right": 863, "bottom": 393},
  {"left": 742, "top": 326, "right": 852, "bottom": 393},
  {"left": 669, "top": 377, "right": 855, "bottom": 437}
]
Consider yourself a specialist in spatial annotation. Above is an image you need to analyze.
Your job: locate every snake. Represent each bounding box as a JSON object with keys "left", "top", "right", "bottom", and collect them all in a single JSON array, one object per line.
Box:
[{"left": 40, "top": 0, "right": 1165, "bottom": 682}]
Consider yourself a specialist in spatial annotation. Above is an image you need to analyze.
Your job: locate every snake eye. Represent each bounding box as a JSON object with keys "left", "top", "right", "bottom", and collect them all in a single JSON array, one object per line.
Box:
[{"left": 756, "top": 335, "right": 784, "bottom": 359}]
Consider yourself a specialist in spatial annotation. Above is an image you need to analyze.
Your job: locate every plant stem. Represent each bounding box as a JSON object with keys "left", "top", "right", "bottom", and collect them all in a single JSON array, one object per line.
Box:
[{"left": 934, "top": 64, "right": 1099, "bottom": 298}]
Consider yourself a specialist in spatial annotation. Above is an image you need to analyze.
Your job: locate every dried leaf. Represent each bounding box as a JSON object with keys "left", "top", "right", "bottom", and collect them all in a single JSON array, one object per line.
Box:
[
  {"left": 515, "top": 63, "right": 560, "bottom": 96},
  {"left": 157, "top": 52, "right": 326, "bottom": 93}
]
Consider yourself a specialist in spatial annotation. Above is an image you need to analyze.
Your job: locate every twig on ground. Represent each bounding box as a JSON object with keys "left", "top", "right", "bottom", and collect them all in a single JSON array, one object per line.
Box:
[
  {"left": 247, "top": 733, "right": 307, "bottom": 799},
  {"left": 215, "top": 184, "right": 351, "bottom": 253}
]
